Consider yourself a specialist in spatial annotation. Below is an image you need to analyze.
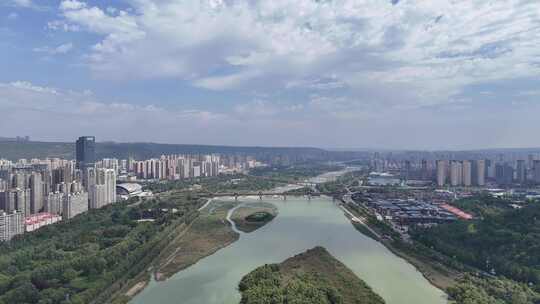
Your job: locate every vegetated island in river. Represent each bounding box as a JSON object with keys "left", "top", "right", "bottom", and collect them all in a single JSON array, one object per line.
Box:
[
  {"left": 239, "top": 246, "right": 385, "bottom": 304},
  {"left": 230, "top": 202, "right": 277, "bottom": 233}
]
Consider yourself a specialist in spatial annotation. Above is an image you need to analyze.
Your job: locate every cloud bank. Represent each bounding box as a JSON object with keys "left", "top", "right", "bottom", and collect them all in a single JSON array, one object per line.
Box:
[{"left": 1, "top": 0, "right": 540, "bottom": 149}]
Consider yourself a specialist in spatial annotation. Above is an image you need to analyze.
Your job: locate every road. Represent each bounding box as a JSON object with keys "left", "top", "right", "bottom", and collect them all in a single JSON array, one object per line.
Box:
[
  {"left": 198, "top": 198, "right": 214, "bottom": 211},
  {"left": 340, "top": 194, "right": 382, "bottom": 239}
]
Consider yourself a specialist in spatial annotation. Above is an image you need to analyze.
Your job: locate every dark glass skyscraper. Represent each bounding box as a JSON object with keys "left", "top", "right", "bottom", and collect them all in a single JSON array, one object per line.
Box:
[{"left": 75, "top": 136, "right": 95, "bottom": 169}]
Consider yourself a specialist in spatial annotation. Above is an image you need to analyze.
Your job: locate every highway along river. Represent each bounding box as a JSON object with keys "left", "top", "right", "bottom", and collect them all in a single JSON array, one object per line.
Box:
[{"left": 131, "top": 196, "right": 447, "bottom": 304}]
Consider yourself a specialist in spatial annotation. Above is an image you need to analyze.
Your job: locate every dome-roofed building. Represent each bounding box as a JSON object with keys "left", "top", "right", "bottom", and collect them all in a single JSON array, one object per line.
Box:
[
  {"left": 116, "top": 183, "right": 154, "bottom": 201},
  {"left": 116, "top": 183, "right": 143, "bottom": 196}
]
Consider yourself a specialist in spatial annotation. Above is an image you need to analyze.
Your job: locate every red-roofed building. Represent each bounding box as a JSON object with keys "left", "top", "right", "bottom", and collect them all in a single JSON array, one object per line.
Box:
[
  {"left": 25, "top": 213, "right": 62, "bottom": 232},
  {"left": 440, "top": 204, "right": 473, "bottom": 220}
]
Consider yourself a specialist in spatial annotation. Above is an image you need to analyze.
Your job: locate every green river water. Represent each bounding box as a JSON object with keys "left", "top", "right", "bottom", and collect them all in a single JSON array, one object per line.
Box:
[{"left": 131, "top": 196, "right": 447, "bottom": 304}]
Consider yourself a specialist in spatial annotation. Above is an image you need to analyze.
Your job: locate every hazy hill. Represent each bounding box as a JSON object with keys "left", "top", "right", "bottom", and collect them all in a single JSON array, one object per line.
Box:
[{"left": 0, "top": 141, "right": 335, "bottom": 161}]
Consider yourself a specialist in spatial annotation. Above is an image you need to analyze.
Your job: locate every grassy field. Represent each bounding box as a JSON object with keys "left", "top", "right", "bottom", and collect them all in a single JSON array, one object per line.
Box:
[
  {"left": 154, "top": 201, "right": 240, "bottom": 280},
  {"left": 239, "top": 246, "right": 385, "bottom": 304},
  {"left": 230, "top": 202, "right": 278, "bottom": 233}
]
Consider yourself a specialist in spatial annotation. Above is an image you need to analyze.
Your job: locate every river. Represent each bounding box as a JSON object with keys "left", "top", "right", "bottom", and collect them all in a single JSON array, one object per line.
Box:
[{"left": 131, "top": 195, "right": 447, "bottom": 304}]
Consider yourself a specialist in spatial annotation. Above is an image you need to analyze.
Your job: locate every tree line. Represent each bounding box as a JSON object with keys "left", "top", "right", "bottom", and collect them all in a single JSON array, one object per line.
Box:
[{"left": 0, "top": 195, "right": 202, "bottom": 304}]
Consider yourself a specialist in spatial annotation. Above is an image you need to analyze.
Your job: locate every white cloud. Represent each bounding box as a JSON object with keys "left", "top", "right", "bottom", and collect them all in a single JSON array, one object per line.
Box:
[
  {"left": 286, "top": 77, "right": 346, "bottom": 90},
  {"left": 47, "top": 20, "right": 81, "bottom": 32},
  {"left": 33, "top": 43, "right": 74, "bottom": 55},
  {"left": 59, "top": 0, "right": 86, "bottom": 11},
  {"left": 194, "top": 70, "right": 262, "bottom": 91},
  {"left": 56, "top": 2, "right": 144, "bottom": 51},
  {"left": 3, "top": 79, "right": 540, "bottom": 148},
  {"left": 50, "top": 0, "right": 540, "bottom": 109},
  {"left": 517, "top": 90, "right": 540, "bottom": 97},
  {"left": 234, "top": 100, "right": 280, "bottom": 117},
  {"left": 8, "top": 81, "right": 58, "bottom": 95},
  {"left": 5, "top": 0, "right": 45, "bottom": 10},
  {"left": 0, "top": 81, "right": 234, "bottom": 143},
  {"left": 12, "top": 0, "right": 33, "bottom": 8},
  {"left": 19, "top": 1, "right": 540, "bottom": 148},
  {"left": 7, "top": 12, "right": 18, "bottom": 20}
]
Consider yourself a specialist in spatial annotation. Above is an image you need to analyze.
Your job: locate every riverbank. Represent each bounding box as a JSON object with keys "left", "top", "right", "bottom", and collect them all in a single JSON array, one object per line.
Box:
[
  {"left": 155, "top": 200, "right": 241, "bottom": 280},
  {"left": 239, "top": 246, "right": 385, "bottom": 304},
  {"left": 108, "top": 200, "right": 238, "bottom": 303},
  {"left": 342, "top": 203, "right": 459, "bottom": 291},
  {"left": 118, "top": 199, "right": 280, "bottom": 302}
]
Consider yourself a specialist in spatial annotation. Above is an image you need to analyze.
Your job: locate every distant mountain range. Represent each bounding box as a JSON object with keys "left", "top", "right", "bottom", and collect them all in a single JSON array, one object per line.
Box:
[
  {"left": 0, "top": 140, "right": 364, "bottom": 162},
  {"left": 3, "top": 140, "right": 538, "bottom": 162}
]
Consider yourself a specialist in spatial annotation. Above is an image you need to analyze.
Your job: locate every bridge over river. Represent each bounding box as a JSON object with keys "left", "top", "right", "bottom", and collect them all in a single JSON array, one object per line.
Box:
[{"left": 199, "top": 190, "right": 343, "bottom": 200}]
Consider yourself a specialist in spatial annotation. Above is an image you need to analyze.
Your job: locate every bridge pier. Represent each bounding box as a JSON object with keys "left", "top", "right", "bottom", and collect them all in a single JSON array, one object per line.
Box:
[{"left": 258, "top": 191, "right": 263, "bottom": 200}]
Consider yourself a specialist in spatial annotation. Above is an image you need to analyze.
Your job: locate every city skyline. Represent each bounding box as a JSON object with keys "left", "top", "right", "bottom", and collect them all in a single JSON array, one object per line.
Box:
[
  {"left": 1, "top": 1, "right": 540, "bottom": 149},
  {"left": 0, "top": 135, "right": 260, "bottom": 240}
]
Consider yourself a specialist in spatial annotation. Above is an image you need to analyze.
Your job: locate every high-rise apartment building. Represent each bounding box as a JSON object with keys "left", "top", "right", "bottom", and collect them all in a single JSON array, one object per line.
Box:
[
  {"left": 486, "top": 159, "right": 495, "bottom": 179},
  {"left": 0, "top": 190, "right": 15, "bottom": 213},
  {"left": 44, "top": 192, "right": 64, "bottom": 215},
  {"left": 516, "top": 160, "right": 526, "bottom": 183},
  {"left": 475, "top": 160, "right": 486, "bottom": 186},
  {"left": 52, "top": 165, "right": 73, "bottom": 186},
  {"left": 90, "top": 168, "right": 116, "bottom": 209},
  {"left": 462, "top": 160, "right": 472, "bottom": 187},
  {"left": 13, "top": 188, "right": 31, "bottom": 217},
  {"left": 421, "top": 159, "right": 429, "bottom": 180},
  {"left": 528, "top": 154, "right": 535, "bottom": 169},
  {"left": 450, "top": 161, "right": 463, "bottom": 187},
  {"left": 0, "top": 211, "right": 24, "bottom": 242},
  {"left": 82, "top": 166, "right": 96, "bottom": 195},
  {"left": 534, "top": 160, "right": 540, "bottom": 184},
  {"left": 12, "top": 172, "right": 26, "bottom": 189},
  {"left": 436, "top": 160, "right": 447, "bottom": 187},
  {"left": 89, "top": 184, "right": 106, "bottom": 209},
  {"left": 62, "top": 192, "right": 88, "bottom": 219},
  {"left": 401, "top": 160, "right": 411, "bottom": 180},
  {"left": 495, "top": 163, "right": 514, "bottom": 186},
  {"left": 192, "top": 162, "right": 201, "bottom": 177},
  {"left": 104, "top": 169, "right": 116, "bottom": 205},
  {"left": 29, "top": 172, "right": 43, "bottom": 214}
]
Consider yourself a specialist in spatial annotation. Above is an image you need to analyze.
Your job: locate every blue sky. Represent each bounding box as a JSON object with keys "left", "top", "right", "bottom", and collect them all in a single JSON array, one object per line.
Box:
[{"left": 1, "top": 0, "right": 540, "bottom": 149}]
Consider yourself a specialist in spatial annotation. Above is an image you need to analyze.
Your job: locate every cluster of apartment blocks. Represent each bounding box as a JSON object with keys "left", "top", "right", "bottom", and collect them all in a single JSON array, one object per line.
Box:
[
  {"left": 0, "top": 159, "right": 116, "bottom": 241},
  {"left": 436, "top": 159, "right": 540, "bottom": 187},
  {"left": 0, "top": 154, "right": 226, "bottom": 241},
  {"left": 132, "top": 154, "right": 221, "bottom": 180},
  {"left": 0, "top": 137, "right": 264, "bottom": 241},
  {"left": 0, "top": 136, "right": 117, "bottom": 241},
  {"left": 436, "top": 160, "right": 486, "bottom": 187}
]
